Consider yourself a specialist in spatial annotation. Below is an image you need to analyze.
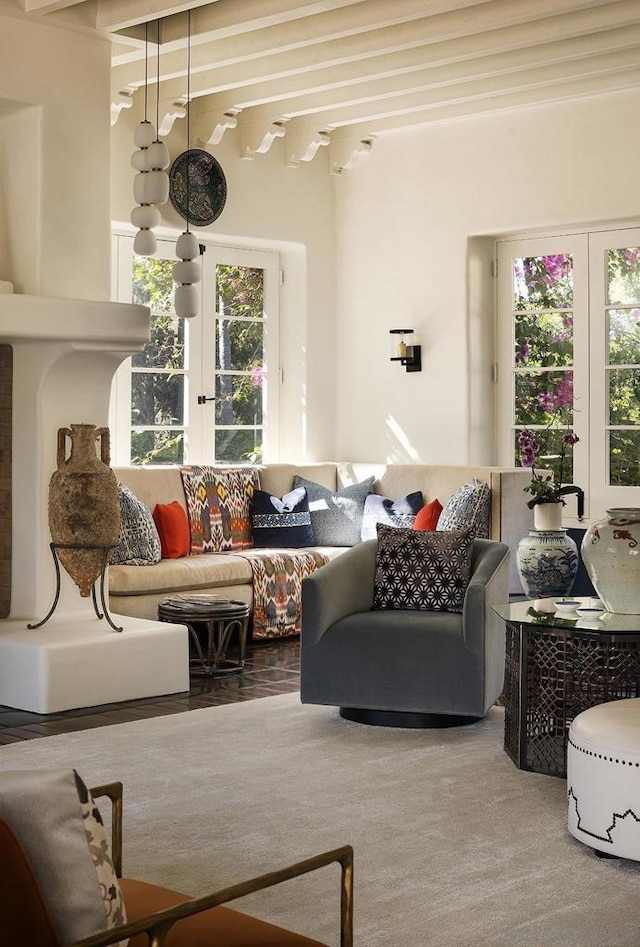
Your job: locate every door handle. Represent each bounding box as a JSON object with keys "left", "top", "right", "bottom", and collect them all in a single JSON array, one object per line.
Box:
[{"left": 197, "top": 395, "right": 215, "bottom": 405}]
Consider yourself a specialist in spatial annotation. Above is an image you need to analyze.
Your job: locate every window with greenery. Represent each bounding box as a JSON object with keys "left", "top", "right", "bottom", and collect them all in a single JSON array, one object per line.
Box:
[
  {"left": 497, "top": 228, "right": 640, "bottom": 519},
  {"left": 111, "top": 237, "right": 279, "bottom": 466}
]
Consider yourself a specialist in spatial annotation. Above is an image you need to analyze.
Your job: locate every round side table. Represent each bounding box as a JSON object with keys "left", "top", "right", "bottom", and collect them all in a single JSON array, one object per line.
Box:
[{"left": 158, "top": 597, "right": 250, "bottom": 676}]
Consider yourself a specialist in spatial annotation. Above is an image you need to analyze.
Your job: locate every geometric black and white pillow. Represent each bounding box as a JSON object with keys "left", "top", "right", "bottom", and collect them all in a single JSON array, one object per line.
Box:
[
  {"left": 372, "top": 523, "right": 474, "bottom": 613},
  {"left": 110, "top": 483, "right": 161, "bottom": 566}
]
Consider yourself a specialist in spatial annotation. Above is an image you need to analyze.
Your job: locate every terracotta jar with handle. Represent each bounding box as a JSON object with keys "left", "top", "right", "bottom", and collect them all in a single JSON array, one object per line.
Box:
[{"left": 48, "top": 424, "right": 121, "bottom": 598}]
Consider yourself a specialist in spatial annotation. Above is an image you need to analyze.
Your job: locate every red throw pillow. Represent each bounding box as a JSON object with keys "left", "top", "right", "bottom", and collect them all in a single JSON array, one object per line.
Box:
[
  {"left": 152, "top": 501, "right": 191, "bottom": 558},
  {"left": 412, "top": 498, "right": 443, "bottom": 532}
]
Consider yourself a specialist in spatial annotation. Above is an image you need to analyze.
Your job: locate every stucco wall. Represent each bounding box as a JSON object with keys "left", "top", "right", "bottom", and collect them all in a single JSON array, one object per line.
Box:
[
  {"left": 0, "top": 14, "right": 112, "bottom": 300},
  {"left": 333, "top": 88, "right": 640, "bottom": 466}
]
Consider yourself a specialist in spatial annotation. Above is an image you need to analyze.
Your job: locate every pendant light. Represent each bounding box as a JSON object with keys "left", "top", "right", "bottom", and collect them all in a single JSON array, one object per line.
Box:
[
  {"left": 173, "top": 9, "right": 201, "bottom": 319},
  {"left": 131, "top": 20, "right": 169, "bottom": 256}
]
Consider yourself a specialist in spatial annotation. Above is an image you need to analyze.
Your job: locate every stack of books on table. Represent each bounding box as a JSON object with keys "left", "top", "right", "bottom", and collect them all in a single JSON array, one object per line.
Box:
[{"left": 162, "top": 594, "right": 246, "bottom": 610}]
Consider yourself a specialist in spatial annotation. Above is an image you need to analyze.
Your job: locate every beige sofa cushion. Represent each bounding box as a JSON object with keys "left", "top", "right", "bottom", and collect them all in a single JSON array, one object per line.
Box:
[
  {"left": 113, "top": 466, "right": 187, "bottom": 514},
  {"left": 109, "top": 552, "right": 253, "bottom": 595},
  {"left": 257, "top": 463, "right": 337, "bottom": 498}
]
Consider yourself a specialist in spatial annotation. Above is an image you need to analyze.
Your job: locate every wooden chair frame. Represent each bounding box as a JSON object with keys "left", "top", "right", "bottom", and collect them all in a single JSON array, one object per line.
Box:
[{"left": 71, "top": 782, "right": 354, "bottom": 947}]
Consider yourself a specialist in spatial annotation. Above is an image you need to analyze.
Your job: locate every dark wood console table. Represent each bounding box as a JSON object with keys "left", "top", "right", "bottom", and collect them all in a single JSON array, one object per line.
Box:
[{"left": 495, "top": 599, "right": 640, "bottom": 778}]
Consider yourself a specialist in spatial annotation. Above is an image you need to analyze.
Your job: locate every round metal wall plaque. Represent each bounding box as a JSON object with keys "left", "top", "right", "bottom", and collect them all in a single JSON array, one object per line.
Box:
[{"left": 169, "top": 148, "right": 227, "bottom": 226}]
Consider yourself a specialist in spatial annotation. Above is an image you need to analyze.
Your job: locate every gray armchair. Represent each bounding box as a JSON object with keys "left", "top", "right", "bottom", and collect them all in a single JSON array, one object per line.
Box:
[{"left": 301, "top": 538, "right": 510, "bottom": 727}]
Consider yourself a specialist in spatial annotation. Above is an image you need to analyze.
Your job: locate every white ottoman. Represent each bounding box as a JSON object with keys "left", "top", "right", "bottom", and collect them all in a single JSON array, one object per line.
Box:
[{"left": 567, "top": 698, "right": 640, "bottom": 860}]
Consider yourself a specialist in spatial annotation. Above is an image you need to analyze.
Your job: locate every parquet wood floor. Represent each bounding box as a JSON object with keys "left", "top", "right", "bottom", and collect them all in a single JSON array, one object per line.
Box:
[{"left": 0, "top": 637, "right": 300, "bottom": 745}]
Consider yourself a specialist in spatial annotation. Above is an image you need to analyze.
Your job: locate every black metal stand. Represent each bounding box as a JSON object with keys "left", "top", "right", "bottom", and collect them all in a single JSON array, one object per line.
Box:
[{"left": 27, "top": 542, "right": 123, "bottom": 633}]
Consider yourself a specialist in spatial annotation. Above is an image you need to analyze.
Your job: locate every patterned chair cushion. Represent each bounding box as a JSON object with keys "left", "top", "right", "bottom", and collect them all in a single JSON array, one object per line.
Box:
[
  {"left": 0, "top": 770, "right": 126, "bottom": 945},
  {"left": 111, "top": 484, "right": 161, "bottom": 566},
  {"left": 360, "top": 491, "right": 423, "bottom": 541},
  {"left": 437, "top": 478, "right": 490, "bottom": 538},
  {"left": 251, "top": 487, "right": 315, "bottom": 548},
  {"left": 373, "top": 524, "right": 474, "bottom": 613},
  {"left": 292, "top": 475, "right": 375, "bottom": 546}
]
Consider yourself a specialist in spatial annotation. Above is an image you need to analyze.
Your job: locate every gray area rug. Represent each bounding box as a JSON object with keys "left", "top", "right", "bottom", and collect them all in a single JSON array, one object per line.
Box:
[{"left": 1, "top": 693, "right": 639, "bottom": 946}]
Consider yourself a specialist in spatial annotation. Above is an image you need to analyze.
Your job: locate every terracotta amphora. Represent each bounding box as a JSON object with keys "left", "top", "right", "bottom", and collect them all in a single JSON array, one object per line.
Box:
[{"left": 48, "top": 425, "right": 121, "bottom": 597}]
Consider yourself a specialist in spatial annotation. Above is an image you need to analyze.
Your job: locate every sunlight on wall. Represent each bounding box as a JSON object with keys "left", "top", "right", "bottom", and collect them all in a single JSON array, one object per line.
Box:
[{"left": 385, "top": 414, "right": 420, "bottom": 463}]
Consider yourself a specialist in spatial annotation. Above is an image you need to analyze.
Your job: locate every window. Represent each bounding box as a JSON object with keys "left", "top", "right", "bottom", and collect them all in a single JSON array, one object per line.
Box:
[
  {"left": 111, "top": 236, "right": 279, "bottom": 465},
  {"left": 497, "top": 228, "right": 640, "bottom": 519}
]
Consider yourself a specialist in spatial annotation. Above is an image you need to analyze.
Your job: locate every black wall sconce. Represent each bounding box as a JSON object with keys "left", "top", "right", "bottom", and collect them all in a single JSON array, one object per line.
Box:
[{"left": 389, "top": 329, "right": 422, "bottom": 373}]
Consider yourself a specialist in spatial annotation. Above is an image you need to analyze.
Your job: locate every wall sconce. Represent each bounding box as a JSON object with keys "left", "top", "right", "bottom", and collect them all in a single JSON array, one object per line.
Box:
[{"left": 389, "top": 329, "right": 421, "bottom": 373}]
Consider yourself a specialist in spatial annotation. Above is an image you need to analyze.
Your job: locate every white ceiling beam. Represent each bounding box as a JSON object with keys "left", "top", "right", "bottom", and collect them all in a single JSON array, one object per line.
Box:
[
  {"left": 325, "top": 64, "right": 640, "bottom": 142},
  {"left": 95, "top": 0, "right": 219, "bottom": 33},
  {"left": 110, "top": 0, "right": 640, "bottom": 96},
  {"left": 276, "top": 47, "right": 640, "bottom": 128},
  {"left": 185, "top": 26, "right": 640, "bottom": 122},
  {"left": 20, "top": 0, "right": 85, "bottom": 11}
]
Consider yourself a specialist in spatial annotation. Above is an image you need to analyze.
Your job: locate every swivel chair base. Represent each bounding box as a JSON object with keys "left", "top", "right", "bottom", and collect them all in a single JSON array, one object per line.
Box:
[{"left": 339, "top": 707, "right": 482, "bottom": 729}]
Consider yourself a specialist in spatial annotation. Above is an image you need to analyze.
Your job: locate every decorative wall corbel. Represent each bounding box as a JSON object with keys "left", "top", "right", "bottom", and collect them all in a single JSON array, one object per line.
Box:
[
  {"left": 110, "top": 91, "right": 134, "bottom": 126},
  {"left": 288, "top": 130, "right": 331, "bottom": 167},
  {"left": 158, "top": 100, "right": 188, "bottom": 137},
  {"left": 330, "top": 136, "right": 375, "bottom": 175},
  {"left": 242, "top": 119, "right": 288, "bottom": 160},
  {"left": 197, "top": 109, "right": 241, "bottom": 147}
]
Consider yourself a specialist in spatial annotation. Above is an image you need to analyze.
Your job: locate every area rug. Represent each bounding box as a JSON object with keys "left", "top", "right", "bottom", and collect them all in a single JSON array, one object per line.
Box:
[{"left": 1, "top": 694, "right": 639, "bottom": 946}]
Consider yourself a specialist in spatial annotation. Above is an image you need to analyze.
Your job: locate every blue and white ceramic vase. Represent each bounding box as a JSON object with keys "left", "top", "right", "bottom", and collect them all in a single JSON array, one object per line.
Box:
[{"left": 516, "top": 529, "right": 579, "bottom": 599}]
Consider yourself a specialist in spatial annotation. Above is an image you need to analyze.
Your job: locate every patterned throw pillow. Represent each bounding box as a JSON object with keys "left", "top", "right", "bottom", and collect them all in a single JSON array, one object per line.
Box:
[
  {"left": 251, "top": 487, "right": 315, "bottom": 548},
  {"left": 437, "top": 478, "right": 491, "bottom": 538},
  {"left": 292, "top": 475, "right": 375, "bottom": 546},
  {"left": 0, "top": 769, "right": 126, "bottom": 945},
  {"left": 180, "top": 465, "right": 259, "bottom": 553},
  {"left": 110, "top": 484, "right": 161, "bottom": 565},
  {"left": 373, "top": 523, "right": 474, "bottom": 613},
  {"left": 360, "top": 491, "right": 423, "bottom": 541}
]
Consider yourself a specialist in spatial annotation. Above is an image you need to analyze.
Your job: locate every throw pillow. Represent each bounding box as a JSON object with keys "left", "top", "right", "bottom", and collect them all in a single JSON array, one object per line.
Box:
[
  {"left": 373, "top": 523, "right": 474, "bottom": 613},
  {"left": 0, "top": 769, "right": 127, "bottom": 945},
  {"left": 413, "top": 498, "right": 443, "bottom": 532},
  {"left": 437, "top": 478, "right": 491, "bottom": 538},
  {"left": 361, "top": 491, "right": 423, "bottom": 541},
  {"left": 251, "top": 487, "right": 315, "bottom": 548},
  {"left": 152, "top": 501, "right": 191, "bottom": 558},
  {"left": 110, "top": 484, "right": 161, "bottom": 566},
  {"left": 292, "top": 474, "right": 375, "bottom": 546}
]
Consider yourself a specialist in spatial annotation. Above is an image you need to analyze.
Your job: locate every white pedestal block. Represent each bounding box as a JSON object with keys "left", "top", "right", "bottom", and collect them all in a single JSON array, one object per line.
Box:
[{"left": 0, "top": 612, "right": 189, "bottom": 714}]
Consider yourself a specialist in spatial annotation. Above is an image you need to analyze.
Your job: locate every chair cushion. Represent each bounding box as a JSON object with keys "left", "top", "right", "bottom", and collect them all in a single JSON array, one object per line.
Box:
[
  {"left": 120, "top": 877, "right": 329, "bottom": 947},
  {"left": 251, "top": 487, "right": 315, "bottom": 548},
  {"left": 293, "top": 475, "right": 374, "bottom": 546},
  {"left": 373, "top": 524, "right": 474, "bottom": 613},
  {"left": 437, "top": 477, "right": 490, "bottom": 538},
  {"left": 413, "top": 498, "right": 443, "bottom": 531},
  {"left": 111, "top": 484, "right": 161, "bottom": 566},
  {"left": 0, "top": 770, "right": 126, "bottom": 945},
  {"left": 360, "top": 491, "right": 423, "bottom": 541},
  {"left": 153, "top": 501, "right": 191, "bottom": 559}
]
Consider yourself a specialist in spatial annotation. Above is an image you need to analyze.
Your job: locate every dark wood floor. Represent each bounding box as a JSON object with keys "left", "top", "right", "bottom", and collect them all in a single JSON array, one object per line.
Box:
[{"left": 0, "top": 637, "right": 301, "bottom": 745}]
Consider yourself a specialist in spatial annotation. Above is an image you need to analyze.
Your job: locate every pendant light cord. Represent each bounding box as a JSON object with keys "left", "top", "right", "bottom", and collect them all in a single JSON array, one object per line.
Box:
[
  {"left": 186, "top": 8, "right": 192, "bottom": 234},
  {"left": 143, "top": 20, "right": 149, "bottom": 122},
  {"left": 155, "top": 19, "right": 161, "bottom": 136}
]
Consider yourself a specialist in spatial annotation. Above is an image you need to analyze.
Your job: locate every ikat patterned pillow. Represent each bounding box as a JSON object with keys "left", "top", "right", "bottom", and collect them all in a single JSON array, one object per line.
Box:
[{"left": 373, "top": 523, "right": 474, "bottom": 613}]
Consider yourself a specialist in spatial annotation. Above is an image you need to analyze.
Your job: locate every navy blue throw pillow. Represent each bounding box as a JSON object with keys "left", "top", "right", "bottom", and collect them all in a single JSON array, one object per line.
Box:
[{"left": 251, "top": 487, "right": 315, "bottom": 548}]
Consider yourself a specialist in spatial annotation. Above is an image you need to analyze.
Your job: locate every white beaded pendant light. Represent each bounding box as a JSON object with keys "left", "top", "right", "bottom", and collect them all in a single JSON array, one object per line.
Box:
[
  {"left": 131, "top": 21, "right": 169, "bottom": 256},
  {"left": 173, "top": 9, "right": 201, "bottom": 319}
]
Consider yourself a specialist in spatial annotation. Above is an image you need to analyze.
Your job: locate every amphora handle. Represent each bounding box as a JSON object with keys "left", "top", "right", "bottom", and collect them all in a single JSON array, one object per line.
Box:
[
  {"left": 56, "top": 428, "right": 72, "bottom": 469},
  {"left": 95, "top": 427, "right": 111, "bottom": 466}
]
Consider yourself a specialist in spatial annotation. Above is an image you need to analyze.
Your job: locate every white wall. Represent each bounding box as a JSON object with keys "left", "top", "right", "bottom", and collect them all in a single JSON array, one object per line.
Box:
[
  {"left": 333, "top": 88, "right": 640, "bottom": 465},
  {"left": 110, "top": 99, "right": 337, "bottom": 461},
  {"left": 0, "top": 14, "right": 112, "bottom": 300}
]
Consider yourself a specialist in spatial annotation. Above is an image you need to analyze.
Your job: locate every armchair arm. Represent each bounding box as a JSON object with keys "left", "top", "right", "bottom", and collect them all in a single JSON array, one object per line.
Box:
[
  {"left": 462, "top": 540, "right": 510, "bottom": 648},
  {"left": 86, "top": 784, "right": 353, "bottom": 947},
  {"left": 302, "top": 539, "right": 377, "bottom": 646}
]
